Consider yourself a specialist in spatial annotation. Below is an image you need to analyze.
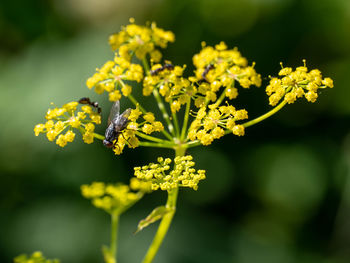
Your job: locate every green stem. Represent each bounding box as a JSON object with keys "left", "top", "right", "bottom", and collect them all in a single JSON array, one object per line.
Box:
[
  {"left": 242, "top": 99, "right": 287, "bottom": 128},
  {"left": 127, "top": 94, "right": 147, "bottom": 113},
  {"left": 222, "top": 99, "right": 287, "bottom": 135},
  {"left": 78, "top": 127, "right": 104, "bottom": 141},
  {"left": 142, "top": 146, "right": 186, "bottom": 263},
  {"left": 110, "top": 213, "right": 119, "bottom": 263},
  {"left": 161, "top": 129, "right": 174, "bottom": 141},
  {"left": 185, "top": 139, "right": 201, "bottom": 148},
  {"left": 174, "top": 145, "right": 187, "bottom": 157},
  {"left": 93, "top": 132, "right": 105, "bottom": 140},
  {"left": 139, "top": 141, "right": 175, "bottom": 149},
  {"left": 180, "top": 98, "right": 191, "bottom": 141},
  {"left": 211, "top": 86, "right": 229, "bottom": 108},
  {"left": 135, "top": 131, "right": 170, "bottom": 144},
  {"left": 152, "top": 88, "right": 175, "bottom": 137},
  {"left": 142, "top": 58, "right": 150, "bottom": 74}
]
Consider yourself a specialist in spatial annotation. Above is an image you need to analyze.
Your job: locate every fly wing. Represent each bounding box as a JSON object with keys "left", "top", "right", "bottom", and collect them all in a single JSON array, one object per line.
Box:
[
  {"left": 108, "top": 100, "right": 120, "bottom": 125},
  {"left": 120, "top": 108, "right": 132, "bottom": 119},
  {"left": 113, "top": 108, "right": 132, "bottom": 132}
]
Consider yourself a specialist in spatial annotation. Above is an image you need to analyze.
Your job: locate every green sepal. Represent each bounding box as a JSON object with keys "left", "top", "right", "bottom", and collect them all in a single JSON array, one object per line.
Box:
[{"left": 135, "top": 206, "right": 172, "bottom": 233}]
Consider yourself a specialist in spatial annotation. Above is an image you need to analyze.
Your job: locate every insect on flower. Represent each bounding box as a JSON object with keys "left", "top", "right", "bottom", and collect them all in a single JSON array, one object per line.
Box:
[
  {"left": 198, "top": 64, "right": 214, "bottom": 84},
  {"left": 78, "top": 97, "right": 102, "bottom": 114},
  {"left": 150, "top": 63, "right": 174, "bottom": 76},
  {"left": 103, "top": 100, "right": 131, "bottom": 148}
]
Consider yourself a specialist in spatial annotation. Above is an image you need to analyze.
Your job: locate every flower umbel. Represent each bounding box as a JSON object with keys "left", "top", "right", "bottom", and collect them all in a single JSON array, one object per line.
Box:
[
  {"left": 134, "top": 155, "right": 206, "bottom": 191},
  {"left": 193, "top": 42, "right": 262, "bottom": 90},
  {"left": 34, "top": 101, "right": 101, "bottom": 147},
  {"left": 266, "top": 60, "right": 334, "bottom": 106},
  {"left": 188, "top": 104, "right": 248, "bottom": 145},
  {"left": 109, "top": 20, "right": 175, "bottom": 61},
  {"left": 81, "top": 179, "right": 151, "bottom": 215},
  {"left": 86, "top": 57, "right": 143, "bottom": 101}
]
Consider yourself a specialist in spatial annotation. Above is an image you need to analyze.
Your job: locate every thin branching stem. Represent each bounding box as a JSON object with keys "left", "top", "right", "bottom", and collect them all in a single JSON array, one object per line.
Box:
[
  {"left": 135, "top": 131, "right": 171, "bottom": 143},
  {"left": 212, "top": 86, "right": 230, "bottom": 108},
  {"left": 239, "top": 100, "right": 287, "bottom": 129},
  {"left": 138, "top": 141, "right": 175, "bottom": 149},
  {"left": 180, "top": 98, "right": 191, "bottom": 141},
  {"left": 93, "top": 132, "right": 105, "bottom": 140},
  {"left": 127, "top": 94, "right": 147, "bottom": 113}
]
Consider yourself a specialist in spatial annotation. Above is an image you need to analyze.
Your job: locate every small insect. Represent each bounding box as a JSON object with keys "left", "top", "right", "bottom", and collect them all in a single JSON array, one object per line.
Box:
[
  {"left": 78, "top": 97, "right": 102, "bottom": 114},
  {"left": 197, "top": 64, "right": 215, "bottom": 84},
  {"left": 150, "top": 63, "right": 174, "bottom": 76},
  {"left": 103, "top": 100, "right": 131, "bottom": 148}
]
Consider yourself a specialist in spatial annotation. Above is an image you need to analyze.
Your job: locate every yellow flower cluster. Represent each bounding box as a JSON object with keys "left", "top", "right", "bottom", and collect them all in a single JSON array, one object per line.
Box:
[
  {"left": 192, "top": 42, "right": 262, "bottom": 99},
  {"left": 111, "top": 108, "right": 164, "bottom": 155},
  {"left": 81, "top": 179, "right": 150, "bottom": 214},
  {"left": 86, "top": 57, "right": 143, "bottom": 101},
  {"left": 188, "top": 104, "right": 248, "bottom": 145},
  {"left": 143, "top": 63, "right": 196, "bottom": 112},
  {"left": 266, "top": 60, "right": 334, "bottom": 106},
  {"left": 34, "top": 102, "right": 101, "bottom": 147},
  {"left": 109, "top": 19, "right": 175, "bottom": 61},
  {"left": 134, "top": 155, "right": 206, "bottom": 191},
  {"left": 14, "top": 251, "right": 60, "bottom": 263},
  {"left": 86, "top": 21, "right": 176, "bottom": 102}
]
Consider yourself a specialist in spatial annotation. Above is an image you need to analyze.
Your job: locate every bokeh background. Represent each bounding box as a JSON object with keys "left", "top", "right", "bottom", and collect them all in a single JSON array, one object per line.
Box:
[{"left": 1, "top": 0, "right": 350, "bottom": 262}]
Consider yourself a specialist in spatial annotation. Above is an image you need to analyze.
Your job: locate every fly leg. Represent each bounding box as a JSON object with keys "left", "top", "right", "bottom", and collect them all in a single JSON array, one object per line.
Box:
[{"left": 120, "top": 131, "right": 132, "bottom": 146}]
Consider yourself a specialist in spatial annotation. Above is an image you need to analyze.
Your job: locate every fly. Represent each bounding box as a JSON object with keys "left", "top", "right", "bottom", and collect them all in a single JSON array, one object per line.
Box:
[
  {"left": 78, "top": 97, "right": 102, "bottom": 114},
  {"left": 198, "top": 64, "right": 214, "bottom": 84},
  {"left": 103, "top": 100, "right": 131, "bottom": 148},
  {"left": 150, "top": 63, "right": 174, "bottom": 76}
]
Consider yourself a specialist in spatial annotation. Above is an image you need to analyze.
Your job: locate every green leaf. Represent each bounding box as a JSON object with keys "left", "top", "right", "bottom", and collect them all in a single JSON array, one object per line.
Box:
[{"left": 135, "top": 206, "right": 172, "bottom": 233}]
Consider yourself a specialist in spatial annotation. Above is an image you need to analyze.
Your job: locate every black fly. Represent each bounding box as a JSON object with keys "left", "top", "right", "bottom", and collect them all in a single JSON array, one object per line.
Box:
[
  {"left": 198, "top": 64, "right": 214, "bottom": 84},
  {"left": 150, "top": 63, "right": 174, "bottom": 76},
  {"left": 103, "top": 100, "right": 131, "bottom": 148},
  {"left": 78, "top": 97, "right": 102, "bottom": 114}
]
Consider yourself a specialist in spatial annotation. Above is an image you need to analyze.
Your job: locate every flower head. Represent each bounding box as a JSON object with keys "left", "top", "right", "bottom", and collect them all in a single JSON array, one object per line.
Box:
[
  {"left": 134, "top": 155, "right": 206, "bottom": 191},
  {"left": 266, "top": 60, "right": 334, "bottom": 106},
  {"left": 81, "top": 179, "right": 150, "bottom": 214},
  {"left": 34, "top": 101, "right": 101, "bottom": 147},
  {"left": 187, "top": 104, "right": 248, "bottom": 145},
  {"left": 109, "top": 20, "right": 175, "bottom": 61},
  {"left": 86, "top": 58, "right": 142, "bottom": 101},
  {"left": 193, "top": 42, "right": 261, "bottom": 92}
]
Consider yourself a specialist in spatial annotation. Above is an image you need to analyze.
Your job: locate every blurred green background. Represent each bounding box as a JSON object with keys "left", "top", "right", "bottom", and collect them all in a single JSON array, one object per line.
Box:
[{"left": 1, "top": 0, "right": 350, "bottom": 262}]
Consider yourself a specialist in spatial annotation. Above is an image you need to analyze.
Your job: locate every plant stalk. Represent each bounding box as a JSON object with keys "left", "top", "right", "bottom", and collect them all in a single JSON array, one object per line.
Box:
[
  {"left": 138, "top": 141, "right": 175, "bottom": 149},
  {"left": 127, "top": 94, "right": 147, "bottom": 113},
  {"left": 110, "top": 213, "right": 119, "bottom": 263},
  {"left": 142, "top": 146, "right": 186, "bottom": 263}
]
